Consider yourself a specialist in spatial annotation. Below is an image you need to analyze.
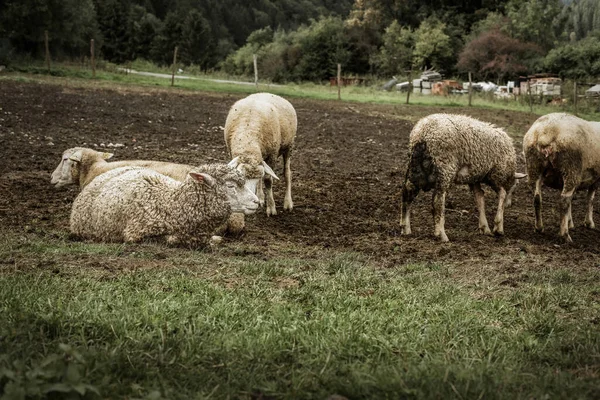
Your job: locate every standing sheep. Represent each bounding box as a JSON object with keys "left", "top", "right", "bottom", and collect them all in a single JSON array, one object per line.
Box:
[
  {"left": 224, "top": 93, "right": 297, "bottom": 217},
  {"left": 70, "top": 164, "right": 259, "bottom": 247},
  {"left": 51, "top": 147, "right": 195, "bottom": 189},
  {"left": 523, "top": 113, "right": 600, "bottom": 242},
  {"left": 400, "top": 113, "right": 526, "bottom": 242}
]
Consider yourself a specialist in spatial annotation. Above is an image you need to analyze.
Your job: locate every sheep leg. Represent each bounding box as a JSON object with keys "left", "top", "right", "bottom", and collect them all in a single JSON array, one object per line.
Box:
[
  {"left": 533, "top": 176, "right": 544, "bottom": 233},
  {"left": 506, "top": 181, "right": 517, "bottom": 208},
  {"left": 283, "top": 149, "right": 293, "bottom": 211},
  {"left": 264, "top": 175, "right": 277, "bottom": 216},
  {"left": 493, "top": 187, "right": 507, "bottom": 236},
  {"left": 559, "top": 186, "right": 576, "bottom": 242},
  {"left": 432, "top": 189, "right": 449, "bottom": 242},
  {"left": 256, "top": 178, "right": 265, "bottom": 207},
  {"left": 568, "top": 202, "right": 574, "bottom": 229},
  {"left": 585, "top": 188, "right": 596, "bottom": 229},
  {"left": 400, "top": 181, "right": 418, "bottom": 235},
  {"left": 471, "top": 183, "right": 491, "bottom": 235}
]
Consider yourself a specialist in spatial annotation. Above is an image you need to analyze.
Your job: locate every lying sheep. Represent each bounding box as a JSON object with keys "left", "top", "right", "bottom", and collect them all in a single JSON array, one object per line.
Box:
[
  {"left": 70, "top": 164, "right": 259, "bottom": 247},
  {"left": 400, "top": 113, "right": 526, "bottom": 242},
  {"left": 225, "top": 93, "right": 297, "bottom": 218},
  {"left": 523, "top": 113, "right": 600, "bottom": 242},
  {"left": 51, "top": 147, "right": 195, "bottom": 189}
]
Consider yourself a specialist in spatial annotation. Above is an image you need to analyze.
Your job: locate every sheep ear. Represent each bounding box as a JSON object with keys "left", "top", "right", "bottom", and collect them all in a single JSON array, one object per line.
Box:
[
  {"left": 69, "top": 150, "right": 83, "bottom": 162},
  {"left": 262, "top": 161, "right": 279, "bottom": 180},
  {"left": 102, "top": 152, "right": 114, "bottom": 160},
  {"left": 189, "top": 172, "right": 215, "bottom": 187},
  {"left": 514, "top": 172, "right": 527, "bottom": 179},
  {"left": 228, "top": 156, "right": 240, "bottom": 169}
]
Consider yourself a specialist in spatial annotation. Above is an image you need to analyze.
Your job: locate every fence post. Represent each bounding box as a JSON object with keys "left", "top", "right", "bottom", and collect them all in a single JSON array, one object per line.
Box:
[
  {"left": 171, "top": 46, "right": 178, "bottom": 87},
  {"left": 253, "top": 54, "right": 258, "bottom": 89},
  {"left": 468, "top": 72, "right": 473, "bottom": 107},
  {"left": 337, "top": 63, "right": 341, "bottom": 101},
  {"left": 527, "top": 80, "right": 533, "bottom": 113},
  {"left": 574, "top": 81, "right": 578, "bottom": 116},
  {"left": 90, "top": 39, "right": 96, "bottom": 78},
  {"left": 44, "top": 30, "right": 51, "bottom": 72},
  {"left": 406, "top": 71, "right": 412, "bottom": 105}
]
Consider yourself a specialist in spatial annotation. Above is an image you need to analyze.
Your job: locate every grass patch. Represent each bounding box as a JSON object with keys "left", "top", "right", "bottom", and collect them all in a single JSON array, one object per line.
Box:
[
  {"left": 3, "top": 62, "right": 599, "bottom": 121},
  {"left": 1, "top": 234, "right": 599, "bottom": 399}
]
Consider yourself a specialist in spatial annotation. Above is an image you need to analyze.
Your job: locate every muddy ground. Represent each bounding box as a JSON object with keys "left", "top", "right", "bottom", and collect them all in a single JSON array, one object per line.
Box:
[{"left": 1, "top": 80, "right": 598, "bottom": 275}]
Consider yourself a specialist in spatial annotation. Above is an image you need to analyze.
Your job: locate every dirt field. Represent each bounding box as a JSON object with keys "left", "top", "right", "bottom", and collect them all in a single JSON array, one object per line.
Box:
[{"left": 1, "top": 80, "right": 599, "bottom": 274}]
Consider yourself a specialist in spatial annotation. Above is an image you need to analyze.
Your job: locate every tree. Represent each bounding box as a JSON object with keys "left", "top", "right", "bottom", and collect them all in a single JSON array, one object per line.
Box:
[
  {"left": 95, "top": 0, "right": 131, "bottom": 62},
  {"left": 0, "top": 0, "right": 100, "bottom": 58},
  {"left": 295, "top": 16, "right": 351, "bottom": 81},
  {"left": 127, "top": 5, "right": 162, "bottom": 61},
  {"left": 179, "top": 9, "right": 214, "bottom": 69},
  {"left": 505, "top": 0, "right": 563, "bottom": 50},
  {"left": 370, "top": 21, "right": 414, "bottom": 77},
  {"left": 457, "top": 29, "right": 542, "bottom": 82},
  {"left": 412, "top": 19, "right": 453, "bottom": 72},
  {"left": 544, "top": 32, "right": 600, "bottom": 79},
  {"left": 569, "top": 0, "right": 600, "bottom": 40},
  {"left": 150, "top": 10, "right": 182, "bottom": 65}
]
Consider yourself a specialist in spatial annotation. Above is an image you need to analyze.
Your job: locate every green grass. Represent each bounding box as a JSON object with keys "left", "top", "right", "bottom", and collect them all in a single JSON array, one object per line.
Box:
[
  {"left": 1, "top": 234, "right": 599, "bottom": 399},
  {"left": 4, "top": 62, "right": 599, "bottom": 121}
]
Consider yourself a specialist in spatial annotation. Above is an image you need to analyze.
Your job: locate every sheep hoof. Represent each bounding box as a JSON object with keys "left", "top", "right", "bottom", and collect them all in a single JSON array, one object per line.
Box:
[
  {"left": 493, "top": 228, "right": 504, "bottom": 236},
  {"left": 283, "top": 202, "right": 293, "bottom": 211},
  {"left": 400, "top": 227, "right": 411, "bottom": 235},
  {"left": 435, "top": 232, "right": 449, "bottom": 242},
  {"left": 559, "top": 231, "right": 573, "bottom": 243},
  {"left": 266, "top": 208, "right": 277, "bottom": 216},
  {"left": 480, "top": 226, "right": 492, "bottom": 235},
  {"left": 585, "top": 221, "right": 595, "bottom": 229},
  {"left": 210, "top": 235, "right": 223, "bottom": 246},
  {"left": 535, "top": 226, "right": 544, "bottom": 233}
]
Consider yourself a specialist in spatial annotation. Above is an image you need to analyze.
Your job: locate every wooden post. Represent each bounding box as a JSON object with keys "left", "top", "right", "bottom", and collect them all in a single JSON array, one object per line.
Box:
[
  {"left": 171, "top": 46, "right": 178, "bottom": 87},
  {"left": 44, "top": 30, "right": 50, "bottom": 72},
  {"left": 574, "top": 81, "right": 578, "bottom": 116},
  {"left": 406, "top": 71, "right": 412, "bottom": 105},
  {"left": 90, "top": 39, "right": 96, "bottom": 78},
  {"left": 253, "top": 54, "right": 258, "bottom": 89},
  {"left": 337, "top": 63, "right": 341, "bottom": 101},
  {"left": 468, "top": 72, "right": 473, "bottom": 107},
  {"left": 527, "top": 80, "right": 533, "bottom": 113}
]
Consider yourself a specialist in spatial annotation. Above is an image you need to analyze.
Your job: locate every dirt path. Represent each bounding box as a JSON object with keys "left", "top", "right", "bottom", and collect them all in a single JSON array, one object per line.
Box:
[{"left": 1, "top": 80, "right": 598, "bottom": 275}]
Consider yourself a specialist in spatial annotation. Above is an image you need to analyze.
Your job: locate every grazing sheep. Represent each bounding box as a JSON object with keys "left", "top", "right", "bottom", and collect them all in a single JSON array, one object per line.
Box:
[
  {"left": 400, "top": 113, "right": 526, "bottom": 242},
  {"left": 70, "top": 164, "right": 259, "bottom": 248},
  {"left": 51, "top": 147, "right": 195, "bottom": 189},
  {"left": 224, "top": 93, "right": 297, "bottom": 217},
  {"left": 523, "top": 113, "right": 600, "bottom": 242}
]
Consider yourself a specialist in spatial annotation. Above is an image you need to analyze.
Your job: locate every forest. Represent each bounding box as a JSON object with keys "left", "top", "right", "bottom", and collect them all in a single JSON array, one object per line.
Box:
[{"left": 0, "top": 0, "right": 599, "bottom": 82}]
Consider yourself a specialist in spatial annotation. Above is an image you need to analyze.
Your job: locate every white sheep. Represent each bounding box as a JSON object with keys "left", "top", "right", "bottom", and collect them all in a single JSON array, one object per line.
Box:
[
  {"left": 224, "top": 93, "right": 297, "bottom": 217},
  {"left": 70, "top": 164, "right": 259, "bottom": 247},
  {"left": 523, "top": 113, "right": 600, "bottom": 242},
  {"left": 51, "top": 147, "right": 195, "bottom": 188},
  {"left": 400, "top": 113, "right": 526, "bottom": 242}
]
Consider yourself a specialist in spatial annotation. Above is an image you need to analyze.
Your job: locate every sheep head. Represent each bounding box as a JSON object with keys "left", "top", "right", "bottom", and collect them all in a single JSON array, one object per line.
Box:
[
  {"left": 51, "top": 147, "right": 113, "bottom": 188},
  {"left": 227, "top": 156, "right": 279, "bottom": 195},
  {"left": 188, "top": 166, "right": 259, "bottom": 215}
]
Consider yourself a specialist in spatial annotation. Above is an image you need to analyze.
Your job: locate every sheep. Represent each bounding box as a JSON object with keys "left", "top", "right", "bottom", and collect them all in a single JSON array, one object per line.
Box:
[
  {"left": 224, "top": 93, "right": 297, "bottom": 217},
  {"left": 522, "top": 113, "right": 600, "bottom": 242},
  {"left": 400, "top": 113, "right": 526, "bottom": 242},
  {"left": 51, "top": 147, "right": 195, "bottom": 189},
  {"left": 70, "top": 164, "right": 259, "bottom": 248}
]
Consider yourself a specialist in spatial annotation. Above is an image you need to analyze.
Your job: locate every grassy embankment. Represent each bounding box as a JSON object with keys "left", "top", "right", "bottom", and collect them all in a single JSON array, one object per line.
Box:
[
  {"left": 3, "top": 61, "right": 598, "bottom": 121},
  {"left": 1, "top": 232, "right": 600, "bottom": 399}
]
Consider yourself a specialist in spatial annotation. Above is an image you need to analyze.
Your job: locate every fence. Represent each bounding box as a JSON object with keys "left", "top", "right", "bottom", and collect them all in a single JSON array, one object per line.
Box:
[{"left": 26, "top": 33, "right": 600, "bottom": 113}]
